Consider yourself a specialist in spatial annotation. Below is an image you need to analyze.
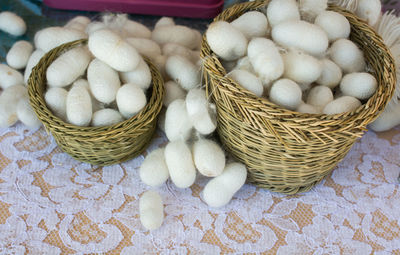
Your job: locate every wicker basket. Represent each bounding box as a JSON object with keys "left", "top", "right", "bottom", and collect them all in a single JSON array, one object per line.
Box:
[
  {"left": 28, "top": 39, "right": 164, "bottom": 166},
  {"left": 201, "top": 1, "right": 396, "bottom": 194}
]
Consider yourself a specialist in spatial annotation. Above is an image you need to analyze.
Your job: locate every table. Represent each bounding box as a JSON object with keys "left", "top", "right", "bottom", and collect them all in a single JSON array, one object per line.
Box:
[{"left": 1, "top": 1, "right": 400, "bottom": 254}]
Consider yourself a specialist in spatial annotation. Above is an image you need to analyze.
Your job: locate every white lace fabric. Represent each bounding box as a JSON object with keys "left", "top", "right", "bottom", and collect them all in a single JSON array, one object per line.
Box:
[{"left": 0, "top": 124, "right": 399, "bottom": 254}]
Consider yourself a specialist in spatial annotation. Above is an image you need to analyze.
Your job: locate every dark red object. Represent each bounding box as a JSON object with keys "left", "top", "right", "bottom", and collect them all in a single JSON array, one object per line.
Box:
[{"left": 43, "top": 0, "right": 224, "bottom": 18}]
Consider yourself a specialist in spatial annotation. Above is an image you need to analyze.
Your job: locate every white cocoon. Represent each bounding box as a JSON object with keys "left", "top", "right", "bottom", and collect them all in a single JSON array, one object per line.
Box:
[
  {"left": 202, "top": 162, "right": 247, "bottom": 208},
  {"left": 340, "top": 72, "right": 377, "bottom": 100},
  {"left": 140, "top": 148, "right": 170, "bottom": 187},
  {"left": 162, "top": 43, "right": 199, "bottom": 63},
  {"left": 185, "top": 88, "right": 217, "bottom": 135},
  {"left": 314, "top": 11, "right": 351, "bottom": 42},
  {"left": 165, "top": 55, "right": 200, "bottom": 91},
  {"left": 66, "top": 85, "right": 92, "bottom": 126},
  {"left": 88, "top": 29, "right": 141, "bottom": 72},
  {"left": 306, "top": 85, "right": 333, "bottom": 108},
  {"left": 6, "top": 40, "right": 33, "bottom": 69},
  {"left": 45, "top": 87, "right": 68, "bottom": 120},
  {"left": 46, "top": 46, "right": 92, "bottom": 87},
  {"left": 272, "top": 20, "right": 328, "bottom": 56},
  {"left": 231, "top": 11, "right": 269, "bottom": 39},
  {"left": 153, "top": 55, "right": 168, "bottom": 80},
  {"left": 123, "top": 20, "right": 152, "bottom": 38},
  {"left": 34, "top": 27, "right": 87, "bottom": 52},
  {"left": 316, "top": 59, "right": 342, "bottom": 89},
  {"left": 266, "top": 0, "right": 300, "bottom": 27},
  {"left": 192, "top": 139, "right": 225, "bottom": 177},
  {"left": 355, "top": 0, "right": 382, "bottom": 26},
  {"left": 227, "top": 69, "right": 263, "bottom": 97},
  {"left": 298, "top": 0, "right": 328, "bottom": 22},
  {"left": 24, "top": 49, "right": 45, "bottom": 84},
  {"left": 165, "top": 140, "right": 196, "bottom": 188},
  {"left": 235, "top": 56, "right": 255, "bottom": 73},
  {"left": 269, "top": 79, "right": 302, "bottom": 110},
  {"left": 0, "top": 85, "right": 28, "bottom": 128},
  {"left": 206, "top": 21, "right": 248, "bottom": 61},
  {"left": 329, "top": 39, "right": 365, "bottom": 73},
  {"left": 165, "top": 99, "right": 193, "bottom": 141},
  {"left": 126, "top": 37, "right": 162, "bottom": 60},
  {"left": 139, "top": 190, "right": 164, "bottom": 230},
  {"left": 369, "top": 103, "right": 400, "bottom": 132},
  {"left": 154, "top": 17, "right": 175, "bottom": 28},
  {"left": 163, "top": 81, "right": 186, "bottom": 107},
  {"left": 282, "top": 49, "right": 322, "bottom": 85},
  {"left": 64, "top": 16, "right": 91, "bottom": 31},
  {"left": 120, "top": 58, "right": 152, "bottom": 91},
  {"left": 0, "top": 11, "right": 26, "bottom": 36},
  {"left": 248, "top": 38, "right": 284, "bottom": 85},
  {"left": 116, "top": 83, "right": 147, "bottom": 119},
  {"left": 17, "top": 98, "right": 41, "bottom": 128},
  {"left": 322, "top": 96, "right": 361, "bottom": 115},
  {"left": 0, "top": 64, "right": 24, "bottom": 89},
  {"left": 296, "top": 102, "right": 321, "bottom": 114},
  {"left": 91, "top": 108, "right": 123, "bottom": 127},
  {"left": 87, "top": 58, "right": 121, "bottom": 104},
  {"left": 152, "top": 25, "right": 199, "bottom": 50}
]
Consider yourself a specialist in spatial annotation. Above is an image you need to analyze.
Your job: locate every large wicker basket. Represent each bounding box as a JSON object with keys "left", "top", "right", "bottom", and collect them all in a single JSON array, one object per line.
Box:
[
  {"left": 28, "top": 39, "right": 164, "bottom": 166},
  {"left": 201, "top": 1, "right": 396, "bottom": 194}
]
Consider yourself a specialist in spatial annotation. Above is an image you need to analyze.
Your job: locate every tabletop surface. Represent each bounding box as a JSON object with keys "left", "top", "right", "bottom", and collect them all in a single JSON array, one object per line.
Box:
[{"left": 1, "top": 0, "right": 400, "bottom": 254}]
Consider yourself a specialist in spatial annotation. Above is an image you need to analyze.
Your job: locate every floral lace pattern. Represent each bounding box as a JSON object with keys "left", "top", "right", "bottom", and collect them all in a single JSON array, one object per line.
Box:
[{"left": 0, "top": 123, "right": 399, "bottom": 254}]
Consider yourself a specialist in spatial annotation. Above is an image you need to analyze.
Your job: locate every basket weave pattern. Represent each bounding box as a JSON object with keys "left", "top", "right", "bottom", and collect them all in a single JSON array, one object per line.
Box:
[
  {"left": 201, "top": 1, "right": 396, "bottom": 194},
  {"left": 28, "top": 39, "right": 164, "bottom": 166}
]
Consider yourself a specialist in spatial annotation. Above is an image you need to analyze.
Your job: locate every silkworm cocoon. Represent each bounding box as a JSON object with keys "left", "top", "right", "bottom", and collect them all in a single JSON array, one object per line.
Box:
[
  {"left": 87, "top": 58, "right": 121, "bottom": 104},
  {"left": 6, "top": 41, "right": 33, "bottom": 70},
  {"left": 193, "top": 139, "right": 225, "bottom": 177},
  {"left": 46, "top": 46, "right": 91, "bottom": 88},
  {"left": 282, "top": 49, "right": 322, "bottom": 85},
  {"left": 66, "top": 85, "right": 92, "bottom": 126},
  {"left": 298, "top": 0, "right": 328, "bottom": 22},
  {"left": 369, "top": 103, "right": 400, "bottom": 132},
  {"left": 165, "top": 99, "right": 193, "bottom": 141},
  {"left": 163, "top": 81, "right": 186, "bottom": 107},
  {"left": 116, "top": 83, "right": 147, "bottom": 119},
  {"left": 231, "top": 11, "right": 269, "bottom": 39},
  {"left": 65, "top": 16, "right": 91, "bottom": 31},
  {"left": 0, "top": 11, "right": 26, "bottom": 36},
  {"left": 355, "top": 0, "right": 382, "bottom": 26},
  {"left": 85, "top": 21, "right": 106, "bottom": 35},
  {"left": 271, "top": 20, "right": 329, "bottom": 56},
  {"left": 266, "top": 0, "right": 300, "bottom": 27},
  {"left": 162, "top": 43, "right": 199, "bottom": 63},
  {"left": 316, "top": 59, "right": 342, "bottom": 89},
  {"left": 120, "top": 58, "right": 151, "bottom": 91},
  {"left": 202, "top": 162, "right": 247, "bottom": 208},
  {"left": 227, "top": 69, "right": 263, "bottom": 97},
  {"left": 123, "top": 20, "right": 152, "bottom": 38},
  {"left": 16, "top": 98, "right": 41, "bottom": 128},
  {"left": 322, "top": 96, "right": 361, "bottom": 115},
  {"left": 139, "top": 190, "right": 164, "bottom": 230},
  {"left": 234, "top": 56, "right": 254, "bottom": 73},
  {"left": 269, "top": 79, "right": 302, "bottom": 110},
  {"left": 88, "top": 29, "right": 141, "bottom": 72},
  {"left": 205, "top": 21, "right": 247, "bottom": 61},
  {"left": 0, "top": 64, "right": 24, "bottom": 89},
  {"left": 152, "top": 25, "right": 199, "bottom": 50},
  {"left": 153, "top": 55, "right": 168, "bottom": 80},
  {"left": 140, "top": 148, "right": 169, "bottom": 187},
  {"left": 185, "top": 89, "right": 217, "bottom": 135},
  {"left": 164, "top": 140, "right": 196, "bottom": 188},
  {"left": 24, "top": 49, "right": 45, "bottom": 84},
  {"left": 72, "top": 79, "right": 103, "bottom": 112},
  {"left": 91, "top": 108, "right": 123, "bottom": 127},
  {"left": 45, "top": 87, "right": 68, "bottom": 120},
  {"left": 126, "top": 37, "right": 162, "bottom": 60},
  {"left": 154, "top": 17, "right": 175, "bottom": 28},
  {"left": 340, "top": 72, "right": 377, "bottom": 100},
  {"left": 248, "top": 38, "right": 284, "bottom": 85},
  {"left": 296, "top": 102, "right": 321, "bottom": 114},
  {"left": 329, "top": 39, "right": 366, "bottom": 73},
  {"left": 157, "top": 107, "right": 167, "bottom": 133},
  {"left": 0, "top": 85, "right": 28, "bottom": 127},
  {"left": 314, "top": 11, "right": 350, "bottom": 42},
  {"left": 306, "top": 85, "right": 333, "bottom": 108},
  {"left": 165, "top": 55, "right": 200, "bottom": 91},
  {"left": 34, "top": 27, "right": 87, "bottom": 52}
]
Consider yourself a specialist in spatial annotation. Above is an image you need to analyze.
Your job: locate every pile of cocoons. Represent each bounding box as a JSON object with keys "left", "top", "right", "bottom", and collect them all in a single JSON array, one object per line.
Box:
[{"left": 206, "top": 0, "right": 378, "bottom": 115}]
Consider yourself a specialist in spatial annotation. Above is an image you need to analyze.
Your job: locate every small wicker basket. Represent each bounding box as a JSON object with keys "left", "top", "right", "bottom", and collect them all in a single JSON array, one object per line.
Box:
[
  {"left": 201, "top": 1, "right": 396, "bottom": 194},
  {"left": 28, "top": 39, "right": 164, "bottom": 166}
]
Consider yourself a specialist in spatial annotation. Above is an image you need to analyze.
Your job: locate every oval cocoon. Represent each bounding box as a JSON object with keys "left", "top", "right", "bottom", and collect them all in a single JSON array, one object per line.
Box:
[
  {"left": 329, "top": 39, "right": 365, "bottom": 73},
  {"left": 296, "top": 102, "right": 321, "bottom": 114},
  {"left": 369, "top": 103, "right": 400, "bottom": 132},
  {"left": 316, "top": 59, "right": 342, "bottom": 89},
  {"left": 163, "top": 81, "right": 186, "bottom": 107},
  {"left": 272, "top": 20, "right": 328, "bottom": 56},
  {"left": 166, "top": 55, "right": 200, "bottom": 91},
  {"left": 152, "top": 25, "right": 199, "bottom": 50},
  {"left": 315, "top": 11, "right": 350, "bottom": 42},
  {"left": 165, "top": 99, "right": 193, "bottom": 141},
  {"left": 120, "top": 58, "right": 151, "bottom": 91},
  {"left": 116, "top": 83, "right": 147, "bottom": 119},
  {"left": 266, "top": 0, "right": 300, "bottom": 27},
  {"left": 227, "top": 69, "right": 263, "bottom": 97},
  {"left": 355, "top": 0, "right": 381, "bottom": 26},
  {"left": 282, "top": 49, "right": 322, "bottom": 85},
  {"left": 6, "top": 40, "right": 33, "bottom": 70},
  {"left": 306, "top": 85, "right": 333, "bottom": 108},
  {"left": 126, "top": 37, "right": 162, "bottom": 60},
  {"left": 193, "top": 139, "right": 225, "bottom": 177},
  {"left": 0, "top": 85, "right": 28, "bottom": 127},
  {"left": 269, "top": 79, "right": 302, "bottom": 110},
  {"left": 231, "top": 11, "right": 269, "bottom": 39},
  {"left": 185, "top": 89, "right": 217, "bottom": 135},
  {"left": 162, "top": 43, "right": 199, "bottom": 63},
  {"left": 0, "top": 11, "right": 26, "bottom": 36},
  {"left": 164, "top": 140, "right": 196, "bottom": 189},
  {"left": 155, "top": 17, "right": 175, "bottom": 28},
  {"left": 139, "top": 190, "right": 164, "bottom": 230},
  {"left": 45, "top": 87, "right": 68, "bottom": 120},
  {"left": 322, "top": 96, "right": 361, "bottom": 115},
  {"left": 24, "top": 49, "right": 45, "bottom": 84},
  {"left": 340, "top": 72, "right": 377, "bottom": 100},
  {"left": 123, "top": 20, "right": 152, "bottom": 38},
  {"left": 17, "top": 98, "right": 41, "bottom": 128},
  {"left": 139, "top": 148, "right": 169, "bottom": 187},
  {"left": 91, "top": 108, "right": 123, "bottom": 127},
  {"left": 34, "top": 27, "right": 87, "bottom": 52},
  {"left": 0, "top": 64, "right": 24, "bottom": 89},
  {"left": 66, "top": 85, "right": 92, "bottom": 126}
]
